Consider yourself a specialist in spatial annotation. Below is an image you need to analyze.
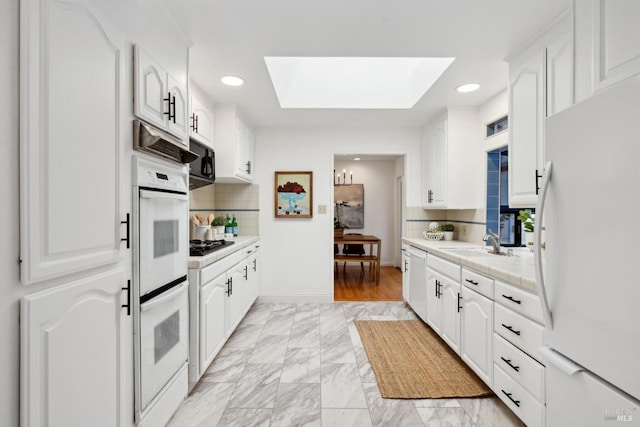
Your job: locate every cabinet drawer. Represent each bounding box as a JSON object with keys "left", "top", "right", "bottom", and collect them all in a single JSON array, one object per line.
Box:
[
  {"left": 427, "top": 254, "right": 460, "bottom": 281},
  {"left": 495, "top": 280, "right": 543, "bottom": 323},
  {"left": 494, "top": 365, "right": 544, "bottom": 427},
  {"left": 201, "top": 251, "right": 244, "bottom": 284},
  {"left": 494, "top": 304, "right": 545, "bottom": 363},
  {"left": 461, "top": 268, "right": 494, "bottom": 299},
  {"left": 494, "top": 333, "right": 545, "bottom": 402}
]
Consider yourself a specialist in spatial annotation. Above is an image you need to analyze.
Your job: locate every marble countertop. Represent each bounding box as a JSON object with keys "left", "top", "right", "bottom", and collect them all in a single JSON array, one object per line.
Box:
[
  {"left": 188, "top": 235, "right": 260, "bottom": 269},
  {"left": 402, "top": 238, "right": 538, "bottom": 294}
]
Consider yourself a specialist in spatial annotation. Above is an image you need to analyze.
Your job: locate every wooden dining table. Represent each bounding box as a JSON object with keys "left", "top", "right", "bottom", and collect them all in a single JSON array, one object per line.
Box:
[{"left": 334, "top": 234, "right": 382, "bottom": 284}]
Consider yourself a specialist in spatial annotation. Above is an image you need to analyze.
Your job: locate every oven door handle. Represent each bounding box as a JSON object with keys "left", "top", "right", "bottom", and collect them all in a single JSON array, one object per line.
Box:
[
  {"left": 140, "top": 190, "right": 188, "bottom": 201},
  {"left": 140, "top": 281, "right": 188, "bottom": 312}
]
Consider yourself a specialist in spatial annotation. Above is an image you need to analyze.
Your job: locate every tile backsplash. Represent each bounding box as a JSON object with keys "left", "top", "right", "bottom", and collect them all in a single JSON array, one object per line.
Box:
[
  {"left": 189, "top": 183, "right": 260, "bottom": 236},
  {"left": 405, "top": 207, "right": 487, "bottom": 245}
]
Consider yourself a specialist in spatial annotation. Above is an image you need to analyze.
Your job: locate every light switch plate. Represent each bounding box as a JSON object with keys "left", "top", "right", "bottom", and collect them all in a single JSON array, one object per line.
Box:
[{"left": 318, "top": 205, "right": 327, "bottom": 214}]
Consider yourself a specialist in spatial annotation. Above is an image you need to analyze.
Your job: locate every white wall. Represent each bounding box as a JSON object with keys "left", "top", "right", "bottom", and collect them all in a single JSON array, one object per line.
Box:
[
  {"left": 256, "top": 128, "right": 420, "bottom": 302},
  {"left": 0, "top": 0, "right": 22, "bottom": 424},
  {"left": 334, "top": 158, "right": 398, "bottom": 266}
]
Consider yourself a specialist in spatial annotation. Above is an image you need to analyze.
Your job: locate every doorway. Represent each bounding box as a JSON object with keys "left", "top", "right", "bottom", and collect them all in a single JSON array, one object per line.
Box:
[{"left": 332, "top": 154, "right": 405, "bottom": 301}]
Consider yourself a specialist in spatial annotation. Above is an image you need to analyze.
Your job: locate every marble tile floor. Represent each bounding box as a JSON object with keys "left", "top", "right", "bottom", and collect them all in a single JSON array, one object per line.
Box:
[{"left": 167, "top": 302, "right": 524, "bottom": 427}]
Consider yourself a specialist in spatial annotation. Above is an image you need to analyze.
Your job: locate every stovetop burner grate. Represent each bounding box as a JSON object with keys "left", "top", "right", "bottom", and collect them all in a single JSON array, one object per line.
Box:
[{"left": 189, "top": 239, "right": 235, "bottom": 256}]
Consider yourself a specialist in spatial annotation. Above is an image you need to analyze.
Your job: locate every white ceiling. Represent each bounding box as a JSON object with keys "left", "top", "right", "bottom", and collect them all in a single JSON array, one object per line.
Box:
[{"left": 163, "top": 0, "right": 571, "bottom": 129}]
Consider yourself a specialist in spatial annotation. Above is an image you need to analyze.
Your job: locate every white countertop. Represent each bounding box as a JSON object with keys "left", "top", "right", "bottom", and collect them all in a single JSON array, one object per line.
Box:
[
  {"left": 402, "top": 238, "right": 538, "bottom": 294},
  {"left": 188, "top": 235, "right": 260, "bottom": 269}
]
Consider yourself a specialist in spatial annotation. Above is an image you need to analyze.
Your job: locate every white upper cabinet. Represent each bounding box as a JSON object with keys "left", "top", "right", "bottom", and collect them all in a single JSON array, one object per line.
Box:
[
  {"left": 135, "top": 45, "right": 188, "bottom": 143},
  {"left": 189, "top": 94, "right": 215, "bottom": 148},
  {"left": 20, "top": 0, "right": 126, "bottom": 284},
  {"left": 575, "top": 0, "right": 640, "bottom": 102},
  {"left": 507, "top": 12, "right": 572, "bottom": 208},
  {"left": 421, "top": 107, "right": 483, "bottom": 209},
  {"left": 214, "top": 105, "right": 255, "bottom": 183}
]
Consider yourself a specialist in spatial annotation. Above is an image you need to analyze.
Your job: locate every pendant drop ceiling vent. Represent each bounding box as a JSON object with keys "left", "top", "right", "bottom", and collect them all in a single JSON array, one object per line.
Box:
[{"left": 264, "top": 57, "right": 455, "bottom": 109}]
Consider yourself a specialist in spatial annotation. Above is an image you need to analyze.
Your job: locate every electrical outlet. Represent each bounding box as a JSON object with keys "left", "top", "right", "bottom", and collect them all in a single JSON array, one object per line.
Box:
[{"left": 318, "top": 205, "right": 327, "bottom": 214}]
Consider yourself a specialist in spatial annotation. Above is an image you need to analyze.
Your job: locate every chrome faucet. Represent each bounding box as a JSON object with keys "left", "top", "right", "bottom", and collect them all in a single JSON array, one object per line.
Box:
[{"left": 483, "top": 229, "right": 501, "bottom": 254}]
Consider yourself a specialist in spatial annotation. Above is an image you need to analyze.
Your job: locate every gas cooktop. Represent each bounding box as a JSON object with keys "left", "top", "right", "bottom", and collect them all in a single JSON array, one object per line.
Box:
[{"left": 189, "top": 239, "right": 235, "bottom": 256}]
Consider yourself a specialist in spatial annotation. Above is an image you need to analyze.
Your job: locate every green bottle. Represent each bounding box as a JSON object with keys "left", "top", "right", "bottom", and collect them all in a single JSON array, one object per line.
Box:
[
  {"left": 225, "top": 214, "right": 232, "bottom": 235},
  {"left": 231, "top": 215, "right": 238, "bottom": 237}
]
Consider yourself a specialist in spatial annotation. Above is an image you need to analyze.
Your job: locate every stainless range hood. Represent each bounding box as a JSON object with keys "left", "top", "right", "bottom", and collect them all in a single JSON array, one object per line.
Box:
[{"left": 133, "top": 120, "right": 199, "bottom": 164}]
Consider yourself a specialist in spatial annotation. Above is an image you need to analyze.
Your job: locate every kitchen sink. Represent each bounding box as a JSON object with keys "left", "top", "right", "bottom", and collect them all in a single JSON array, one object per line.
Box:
[{"left": 443, "top": 247, "right": 520, "bottom": 257}]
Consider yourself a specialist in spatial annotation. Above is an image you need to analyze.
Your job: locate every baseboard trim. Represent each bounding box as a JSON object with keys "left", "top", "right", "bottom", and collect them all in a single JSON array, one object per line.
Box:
[{"left": 256, "top": 294, "right": 334, "bottom": 304}]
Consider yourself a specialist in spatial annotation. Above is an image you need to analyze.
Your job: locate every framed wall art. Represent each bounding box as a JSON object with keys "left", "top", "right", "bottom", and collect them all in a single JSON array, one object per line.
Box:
[
  {"left": 274, "top": 171, "right": 313, "bottom": 218},
  {"left": 334, "top": 184, "right": 364, "bottom": 228}
]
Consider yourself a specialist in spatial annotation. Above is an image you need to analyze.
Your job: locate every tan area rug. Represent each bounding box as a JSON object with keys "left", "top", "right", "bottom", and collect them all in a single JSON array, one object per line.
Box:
[{"left": 355, "top": 320, "right": 493, "bottom": 399}]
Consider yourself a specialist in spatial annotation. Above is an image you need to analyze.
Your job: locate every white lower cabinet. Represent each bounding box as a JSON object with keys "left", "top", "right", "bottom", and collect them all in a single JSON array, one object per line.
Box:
[
  {"left": 494, "top": 365, "right": 545, "bottom": 427},
  {"left": 405, "top": 243, "right": 548, "bottom": 426},
  {"left": 199, "top": 272, "right": 227, "bottom": 374},
  {"left": 188, "top": 240, "right": 260, "bottom": 388},
  {"left": 426, "top": 269, "right": 461, "bottom": 353},
  {"left": 493, "top": 286, "right": 546, "bottom": 426},
  {"left": 227, "top": 262, "right": 247, "bottom": 335},
  {"left": 21, "top": 269, "right": 132, "bottom": 427},
  {"left": 460, "top": 285, "right": 494, "bottom": 387},
  {"left": 401, "top": 245, "right": 410, "bottom": 302},
  {"left": 425, "top": 255, "right": 461, "bottom": 354}
]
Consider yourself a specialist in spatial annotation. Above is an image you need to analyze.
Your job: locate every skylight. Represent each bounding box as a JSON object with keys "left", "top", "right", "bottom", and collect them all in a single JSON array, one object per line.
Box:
[{"left": 264, "top": 57, "right": 455, "bottom": 109}]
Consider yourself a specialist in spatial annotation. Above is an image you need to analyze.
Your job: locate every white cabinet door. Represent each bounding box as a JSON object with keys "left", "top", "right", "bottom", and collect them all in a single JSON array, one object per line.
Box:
[
  {"left": 401, "top": 248, "right": 410, "bottom": 302},
  {"left": 199, "top": 273, "right": 227, "bottom": 374},
  {"left": 20, "top": 0, "right": 125, "bottom": 284},
  {"left": 246, "top": 247, "right": 259, "bottom": 310},
  {"left": 421, "top": 122, "right": 446, "bottom": 207},
  {"left": 439, "top": 277, "right": 461, "bottom": 354},
  {"left": 575, "top": 0, "right": 640, "bottom": 91},
  {"left": 134, "top": 46, "right": 188, "bottom": 145},
  {"left": 213, "top": 105, "right": 255, "bottom": 183},
  {"left": 425, "top": 268, "right": 441, "bottom": 334},
  {"left": 421, "top": 109, "right": 482, "bottom": 209},
  {"left": 135, "top": 47, "right": 168, "bottom": 130},
  {"left": 21, "top": 269, "right": 130, "bottom": 427},
  {"left": 226, "top": 265, "right": 245, "bottom": 335},
  {"left": 166, "top": 75, "right": 188, "bottom": 142},
  {"left": 235, "top": 119, "right": 255, "bottom": 180},
  {"left": 508, "top": 50, "right": 545, "bottom": 208},
  {"left": 460, "top": 286, "right": 494, "bottom": 387},
  {"left": 189, "top": 96, "right": 214, "bottom": 147},
  {"left": 546, "top": 31, "right": 573, "bottom": 117}
]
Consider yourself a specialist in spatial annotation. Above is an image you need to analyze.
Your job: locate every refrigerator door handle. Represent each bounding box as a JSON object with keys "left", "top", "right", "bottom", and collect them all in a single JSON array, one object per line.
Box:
[
  {"left": 540, "top": 346, "right": 584, "bottom": 376},
  {"left": 535, "top": 161, "right": 553, "bottom": 329}
]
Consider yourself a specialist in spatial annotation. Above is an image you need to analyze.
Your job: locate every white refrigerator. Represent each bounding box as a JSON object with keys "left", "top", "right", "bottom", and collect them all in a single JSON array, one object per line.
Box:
[{"left": 536, "top": 76, "right": 640, "bottom": 426}]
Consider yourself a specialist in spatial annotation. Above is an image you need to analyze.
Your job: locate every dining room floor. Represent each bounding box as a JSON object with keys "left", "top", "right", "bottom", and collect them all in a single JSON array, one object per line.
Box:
[{"left": 167, "top": 301, "right": 524, "bottom": 427}]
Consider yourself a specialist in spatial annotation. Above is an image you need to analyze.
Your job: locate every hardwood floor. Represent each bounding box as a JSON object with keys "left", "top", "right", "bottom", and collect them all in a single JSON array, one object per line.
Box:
[{"left": 334, "top": 265, "right": 403, "bottom": 301}]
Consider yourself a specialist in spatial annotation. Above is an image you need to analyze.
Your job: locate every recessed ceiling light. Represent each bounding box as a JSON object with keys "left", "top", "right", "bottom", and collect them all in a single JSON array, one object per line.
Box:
[
  {"left": 221, "top": 75, "right": 244, "bottom": 86},
  {"left": 264, "top": 57, "right": 455, "bottom": 109},
  {"left": 456, "top": 83, "right": 480, "bottom": 93},
  {"left": 353, "top": 157, "right": 361, "bottom": 161}
]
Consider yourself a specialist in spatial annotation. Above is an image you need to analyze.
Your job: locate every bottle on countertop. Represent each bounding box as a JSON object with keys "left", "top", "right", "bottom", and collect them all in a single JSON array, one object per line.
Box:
[
  {"left": 231, "top": 214, "right": 238, "bottom": 237},
  {"left": 225, "top": 214, "right": 233, "bottom": 235}
]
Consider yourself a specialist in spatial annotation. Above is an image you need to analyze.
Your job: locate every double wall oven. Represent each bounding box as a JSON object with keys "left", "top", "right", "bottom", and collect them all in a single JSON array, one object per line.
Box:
[{"left": 133, "top": 156, "right": 189, "bottom": 425}]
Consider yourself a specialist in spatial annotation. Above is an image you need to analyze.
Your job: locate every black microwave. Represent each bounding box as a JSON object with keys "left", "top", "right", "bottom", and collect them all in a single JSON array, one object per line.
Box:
[{"left": 188, "top": 139, "right": 215, "bottom": 189}]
